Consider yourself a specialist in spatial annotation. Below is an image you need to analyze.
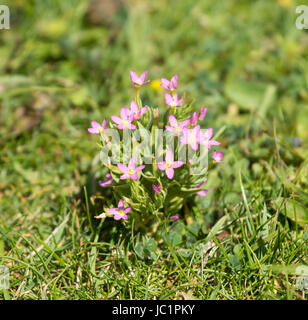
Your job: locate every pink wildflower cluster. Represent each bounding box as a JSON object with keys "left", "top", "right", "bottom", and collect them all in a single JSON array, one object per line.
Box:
[{"left": 88, "top": 70, "right": 225, "bottom": 222}]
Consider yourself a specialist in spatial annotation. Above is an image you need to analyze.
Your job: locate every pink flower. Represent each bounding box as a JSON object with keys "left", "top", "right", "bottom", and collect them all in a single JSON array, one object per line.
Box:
[
  {"left": 180, "top": 125, "right": 201, "bottom": 151},
  {"left": 152, "top": 183, "right": 161, "bottom": 194},
  {"left": 109, "top": 200, "right": 131, "bottom": 221},
  {"left": 190, "top": 112, "right": 198, "bottom": 126},
  {"left": 212, "top": 150, "right": 225, "bottom": 164},
  {"left": 170, "top": 215, "right": 179, "bottom": 222},
  {"left": 130, "top": 70, "right": 150, "bottom": 87},
  {"left": 198, "top": 107, "right": 207, "bottom": 120},
  {"left": 165, "top": 114, "right": 190, "bottom": 134},
  {"left": 194, "top": 178, "right": 209, "bottom": 197},
  {"left": 160, "top": 74, "right": 178, "bottom": 91},
  {"left": 98, "top": 173, "right": 113, "bottom": 187},
  {"left": 111, "top": 107, "right": 136, "bottom": 130},
  {"left": 88, "top": 119, "right": 108, "bottom": 134},
  {"left": 165, "top": 93, "right": 184, "bottom": 108},
  {"left": 117, "top": 158, "right": 145, "bottom": 180},
  {"left": 200, "top": 128, "right": 220, "bottom": 150},
  {"left": 157, "top": 149, "right": 184, "bottom": 179},
  {"left": 128, "top": 100, "right": 148, "bottom": 120}
]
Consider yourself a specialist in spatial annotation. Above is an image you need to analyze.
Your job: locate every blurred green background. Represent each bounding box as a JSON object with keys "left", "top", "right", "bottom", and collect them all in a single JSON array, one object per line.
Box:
[{"left": 0, "top": 0, "right": 308, "bottom": 299}]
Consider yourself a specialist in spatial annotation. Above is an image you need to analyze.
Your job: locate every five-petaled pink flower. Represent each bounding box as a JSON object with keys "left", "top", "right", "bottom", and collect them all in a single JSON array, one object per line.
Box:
[
  {"left": 99, "top": 173, "right": 113, "bottom": 187},
  {"left": 127, "top": 100, "right": 148, "bottom": 120},
  {"left": 180, "top": 125, "right": 201, "bottom": 151},
  {"left": 152, "top": 183, "right": 161, "bottom": 194},
  {"left": 199, "top": 128, "right": 221, "bottom": 150},
  {"left": 117, "top": 158, "right": 145, "bottom": 180},
  {"left": 111, "top": 107, "right": 136, "bottom": 130},
  {"left": 88, "top": 119, "right": 108, "bottom": 134},
  {"left": 165, "top": 93, "right": 184, "bottom": 108},
  {"left": 130, "top": 70, "right": 150, "bottom": 87},
  {"left": 212, "top": 150, "right": 224, "bottom": 164},
  {"left": 157, "top": 149, "right": 184, "bottom": 179},
  {"left": 109, "top": 200, "right": 131, "bottom": 220},
  {"left": 160, "top": 74, "right": 178, "bottom": 91},
  {"left": 165, "top": 114, "right": 190, "bottom": 134}
]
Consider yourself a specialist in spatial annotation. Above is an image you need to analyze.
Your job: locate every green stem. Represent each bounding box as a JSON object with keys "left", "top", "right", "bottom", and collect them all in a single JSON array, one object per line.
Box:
[{"left": 135, "top": 86, "right": 142, "bottom": 108}]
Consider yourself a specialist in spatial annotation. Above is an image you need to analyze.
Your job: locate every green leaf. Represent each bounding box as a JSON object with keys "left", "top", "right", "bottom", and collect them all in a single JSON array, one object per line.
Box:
[
  {"left": 271, "top": 197, "right": 308, "bottom": 225},
  {"left": 224, "top": 80, "right": 276, "bottom": 113}
]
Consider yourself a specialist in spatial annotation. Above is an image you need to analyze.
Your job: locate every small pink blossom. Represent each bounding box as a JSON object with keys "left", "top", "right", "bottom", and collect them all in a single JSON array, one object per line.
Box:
[
  {"left": 152, "top": 183, "right": 161, "bottom": 194},
  {"left": 198, "top": 107, "right": 207, "bottom": 120},
  {"left": 157, "top": 149, "right": 184, "bottom": 179},
  {"left": 165, "top": 93, "right": 184, "bottom": 108},
  {"left": 180, "top": 125, "right": 201, "bottom": 151},
  {"left": 111, "top": 107, "right": 136, "bottom": 130},
  {"left": 130, "top": 70, "right": 150, "bottom": 87},
  {"left": 170, "top": 215, "right": 179, "bottom": 222},
  {"left": 212, "top": 150, "right": 225, "bottom": 164},
  {"left": 109, "top": 200, "right": 131, "bottom": 221},
  {"left": 165, "top": 114, "right": 190, "bottom": 134},
  {"left": 128, "top": 100, "right": 148, "bottom": 120},
  {"left": 98, "top": 173, "right": 113, "bottom": 187},
  {"left": 88, "top": 119, "right": 108, "bottom": 134},
  {"left": 200, "top": 128, "right": 220, "bottom": 150},
  {"left": 160, "top": 74, "right": 178, "bottom": 91},
  {"left": 117, "top": 158, "right": 145, "bottom": 180}
]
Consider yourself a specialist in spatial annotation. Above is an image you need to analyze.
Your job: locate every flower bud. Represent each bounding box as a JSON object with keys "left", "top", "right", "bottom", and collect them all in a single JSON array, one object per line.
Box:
[
  {"left": 190, "top": 112, "right": 198, "bottom": 126},
  {"left": 198, "top": 107, "right": 207, "bottom": 120}
]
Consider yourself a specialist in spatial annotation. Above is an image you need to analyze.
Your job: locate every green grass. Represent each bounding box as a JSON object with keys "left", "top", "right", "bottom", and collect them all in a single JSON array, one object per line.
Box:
[{"left": 0, "top": 0, "right": 308, "bottom": 300}]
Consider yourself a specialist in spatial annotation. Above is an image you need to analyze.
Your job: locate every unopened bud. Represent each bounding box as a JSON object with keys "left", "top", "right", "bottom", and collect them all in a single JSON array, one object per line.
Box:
[
  {"left": 190, "top": 112, "right": 198, "bottom": 125},
  {"left": 198, "top": 107, "right": 207, "bottom": 120}
]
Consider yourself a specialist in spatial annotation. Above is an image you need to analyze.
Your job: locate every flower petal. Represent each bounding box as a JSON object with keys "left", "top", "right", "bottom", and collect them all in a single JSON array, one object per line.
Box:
[
  {"left": 117, "top": 163, "right": 128, "bottom": 173},
  {"left": 169, "top": 114, "right": 178, "bottom": 127},
  {"left": 165, "top": 92, "right": 173, "bottom": 105},
  {"left": 130, "top": 70, "right": 139, "bottom": 83},
  {"left": 139, "top": 70, "right": 148, "bottom": 82},
  {"left": 157, "top": 162, "right": 166, "bottom": 171},
  {"left": 165, "top": 149, "right": 174, "bottom": 163},
  {"left": 91, "top": 121, "right": 101, "bottom": 129},
  {"left": 102, "top": 118, "right": 107, "bottom": 129},
  {"left": 165, "top": 168, "right": 174, "bottom": 179},
  {"left": 135, "top": 165, "right": 145, "bottom": 172},
  {"left": 111, "top": 115, "right": 122, "bottom": 125},
  {"left": 172, "top": 161, "right": 184, "bottom": 168},
  {"left": 88, "top": 128, "right": 99, "bottom": 134},
  {"left": 130, "top": 100, "right": 138, "bottom": 113},
  {"left": 128, "top": 158, "right": 136, "bottom": 169},
  {"left": 120, "top": 174, "right": 130, "bottom": 180},
  {"left": 118, "top": 200, "right": 124, "bottom": 208},
  {"left": 120, "top": 107, "right": 129, "bottom": 119},
  {"left": 124, "top": 207, "right": 132, "bottom": 214},
  {"left": 170, "top": 74, "right": 178, "bottom": 89}
]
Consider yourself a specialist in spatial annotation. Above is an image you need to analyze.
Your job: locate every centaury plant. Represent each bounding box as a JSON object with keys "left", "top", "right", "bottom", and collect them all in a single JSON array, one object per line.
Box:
[{"left": 88, "top": 70, "right": 224, "bottom": 233}]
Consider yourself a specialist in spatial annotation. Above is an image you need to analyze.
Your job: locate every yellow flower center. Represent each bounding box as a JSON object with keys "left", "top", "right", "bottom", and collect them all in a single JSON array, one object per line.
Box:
[
  {"left": 119, "top": 210, "right": 125, "bottom": 216},
  {"left": 128, "top": 168, "right": 135, "bottom": 175},
  {"left": 122, "top": 119, "right": 129, "bottom": 126},
  {"left": 188, "top": 135, "right": 195, "bottom": 144},
  {"left": 165, "top": 162, "right": 172, "bottom": 168}
]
